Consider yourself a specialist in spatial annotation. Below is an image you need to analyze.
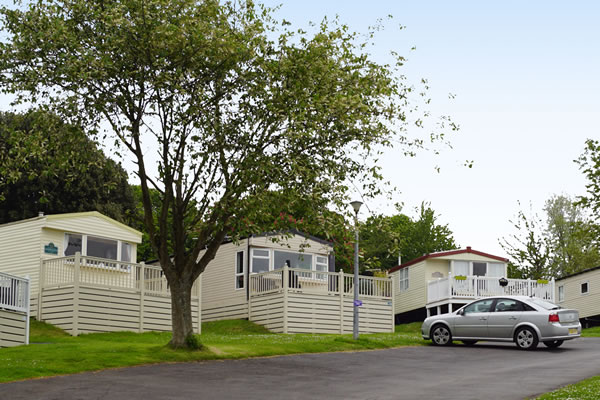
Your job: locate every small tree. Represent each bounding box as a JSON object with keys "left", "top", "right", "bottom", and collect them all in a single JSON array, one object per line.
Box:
[
  {"left": 576, "top": 139, "right": 600, "bottom": 236},
  {"left": 500, "top": 203, "right": 553, "bottom": 280},
  {"left": 544, "top": 194, "right": 600, "bottom": 277},
  {"left": 0, "top": 0, "right": 456, "bottom": 347}
]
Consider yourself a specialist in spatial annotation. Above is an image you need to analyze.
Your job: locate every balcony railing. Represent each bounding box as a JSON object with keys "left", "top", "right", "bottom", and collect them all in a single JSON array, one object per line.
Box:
[
  {"left": 427, "top": 275, "right": 555, "bottom": 304},
  {"left": 40, "top": 253, "right": 199, "bottom": 298},
  {"left": 249, "top": 266, "right": 393, "bottom": 299},
  {"left": 0, "top": 271, "right": 30, "bottom": 345},
  {"left": 0, "top": 271, "right": 30, "bottom": 314}
]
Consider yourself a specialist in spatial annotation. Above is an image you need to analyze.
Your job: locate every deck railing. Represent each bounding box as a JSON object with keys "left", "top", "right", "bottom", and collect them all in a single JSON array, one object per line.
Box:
[
  {"left": 41, "top": 253, "right": 199, "bottom": 297},
  {"left": 0, "top": 271, "right": 30, "bottom": 313},
  {"left": 249, "top": 266, "right": 392, "bottom": 299},
  {"left": 427, "top": 275, "right": 555, "bottom": 304},
  {"left": 0, "top": 271, "right": 30, "bottom": 345}
]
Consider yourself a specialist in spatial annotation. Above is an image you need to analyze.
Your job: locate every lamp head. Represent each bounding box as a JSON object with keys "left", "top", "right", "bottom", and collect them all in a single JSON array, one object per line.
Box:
[{"left": 350, "top": 200, "right": 363, "bottom": 214}]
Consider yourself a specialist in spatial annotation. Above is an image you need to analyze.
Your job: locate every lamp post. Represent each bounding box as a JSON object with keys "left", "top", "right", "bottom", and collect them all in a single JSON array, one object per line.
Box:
[{"left": 350, "top": 200, "right": 362, "bottom": 340}]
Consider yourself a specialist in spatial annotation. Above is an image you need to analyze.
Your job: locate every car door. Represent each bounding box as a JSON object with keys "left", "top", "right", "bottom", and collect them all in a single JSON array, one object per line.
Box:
[
  {"left": 454, "top": 298, "right": 495, "bottom": 338},
  {"left": 487, "top": 298, "right": 523, "bottom": 339}
]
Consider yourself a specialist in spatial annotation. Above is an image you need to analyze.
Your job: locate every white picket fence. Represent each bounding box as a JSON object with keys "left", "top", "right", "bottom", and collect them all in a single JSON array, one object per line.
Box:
[{"left": 427, "top": 275, "right": 555, "bottom": 304}]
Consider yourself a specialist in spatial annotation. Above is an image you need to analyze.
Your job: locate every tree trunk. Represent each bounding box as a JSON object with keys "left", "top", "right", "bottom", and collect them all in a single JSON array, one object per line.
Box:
[{"left": 168, "top": 278, "right": 197, "bottom": 348}]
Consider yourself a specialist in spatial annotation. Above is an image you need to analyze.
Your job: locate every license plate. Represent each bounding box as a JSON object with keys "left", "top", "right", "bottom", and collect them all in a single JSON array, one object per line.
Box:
[{"left": 569, "top": 328, "right": 578, "bottom": 335}]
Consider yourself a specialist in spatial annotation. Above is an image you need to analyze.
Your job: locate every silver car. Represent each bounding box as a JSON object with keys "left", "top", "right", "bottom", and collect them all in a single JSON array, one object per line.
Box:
[{"left": 421, "top": 296, "right": 581, "bottom": 350}]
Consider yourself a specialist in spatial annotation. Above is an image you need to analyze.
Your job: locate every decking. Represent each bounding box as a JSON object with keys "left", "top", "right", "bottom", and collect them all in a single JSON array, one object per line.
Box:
[
  {"left": 249, "top": 266, "right": 394, "bottom": 334},
  {"left": 0, "top": 271, "right": 30, "bottom": 347},
  {"left": 426, "top": 275, "right": 555, "bottom": 316},
  {"left": 38, "top": 253, "right": 201, "bottom": 335}
]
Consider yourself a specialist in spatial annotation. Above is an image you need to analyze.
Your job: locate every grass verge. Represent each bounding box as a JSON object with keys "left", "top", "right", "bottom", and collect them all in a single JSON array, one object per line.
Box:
[
  {"left": 0, "top": 320, "right": 424, "bottom": 383},
  {"left": 535, "top": 376, "right": 600, "bottom": 399}
]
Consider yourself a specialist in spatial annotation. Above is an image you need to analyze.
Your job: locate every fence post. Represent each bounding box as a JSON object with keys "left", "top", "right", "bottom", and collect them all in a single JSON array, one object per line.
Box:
[
  {"left": 139, "top": 262, "right": 145, "bottom": 333},
  {"left": 38, "top": 259, "right": 44, "bottom": 321},
  {"left": 339, "top": 269, "right": 344, "bottom": 334},
  {"left": 527, "top": 278, "right": 532, "bottom": 297},
  {"left": 390, "top": 274, "right": 395, "bottom": 333},
  {"left": 197, "top": 273, "right": 202, "bottom": 334},
  {"left": 248, "top": 273, "right": 253, "bottom": 322},
  {"left": 283, "top": 265, "right": 289, "bottom": 334},
  {"left": 25, "top": 275, "right": 30, "bottom": 345},
  {"left": 448, "top": 273, "right": 453, "bottom": 299},
  {"left": 72, "top": 252, "right": 80, "bottom": 336},
  {"left": 474, "top": 276, "right": 478, "bottom": 298}
]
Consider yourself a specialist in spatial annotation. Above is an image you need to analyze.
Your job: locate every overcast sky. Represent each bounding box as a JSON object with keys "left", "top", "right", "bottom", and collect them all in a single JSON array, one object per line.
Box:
[
  {"left": 1, "top": 1, "right": 597, "bottom": 258},
  {"left": 258, "top": 0, "right": 600, "bottom": 257}
]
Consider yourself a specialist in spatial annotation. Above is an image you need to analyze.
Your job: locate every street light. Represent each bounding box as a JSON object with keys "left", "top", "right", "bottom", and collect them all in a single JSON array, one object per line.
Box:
[{"left": 350, "top": 200, "right": 362, "bottom": 340}]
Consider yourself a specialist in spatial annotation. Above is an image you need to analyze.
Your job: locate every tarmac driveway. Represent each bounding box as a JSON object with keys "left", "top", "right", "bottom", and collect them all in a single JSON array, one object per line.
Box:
[{"left": 3, "top": 337, "right": 600, "bottom": 400}]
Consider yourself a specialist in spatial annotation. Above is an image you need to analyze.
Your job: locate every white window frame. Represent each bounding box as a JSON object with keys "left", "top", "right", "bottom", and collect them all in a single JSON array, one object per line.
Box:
[
  {"left": 581, "top": 281, "right": 590, "bottom": 295},
  {"left": 398, "top": 267, "right": 409, "bottom": 292},
  {"left": 235, "top": 250, "right": 245, "bottom": 290},
  {"left": 250, "top": 248, "right": 271, "bottom": 274},
  {"left": 249, "top": 248, "right": 329, "bottom": 277},
  {"left": 451, "top": 260, "right": 507, "bottom": 278},
  {"left": 63, "top": 233, "right": 134, "bottom": 271},
  {"left": 558, "top": 285, "right": 565, "bottom": 302}
]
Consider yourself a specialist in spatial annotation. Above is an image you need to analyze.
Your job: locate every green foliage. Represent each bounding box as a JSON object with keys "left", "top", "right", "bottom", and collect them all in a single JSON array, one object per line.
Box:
[
  {"left": 0, "top": 110, "right": 135, "bottom": 224},
  {"left": 360, "top": 202, "right": 458, "bottom": 269},
  {"left": 576, "top": 139, "right": 600, "bottom": 237},
  {"left": 501, "top": 196, "right": 600, "bottom": 279},
  {"left": 0, "top": 0, "right": 455, "bottom": 347},
  {"left": 544, "top": 194, "right": 600, "bottom": 277},
  {"left": 500, "top": 203, "right": 552, "bottom": 280}
]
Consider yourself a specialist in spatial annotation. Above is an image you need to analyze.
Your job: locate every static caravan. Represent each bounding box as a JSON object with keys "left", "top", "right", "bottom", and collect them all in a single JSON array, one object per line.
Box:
[
  {"left": 199, "top": 231, "right": 394, "bottom": 334},
  {"left": 556, "top": 266, "right": 600, "bottom": 327},
  {"left": 389, "top": 247, "right": 555, "bottom": 323},
  {"left": 0, "top": 211, "right": 142, "bottom": 316},
  {"left": 0, "top": 212, "right": 196, "bottom": 336}
]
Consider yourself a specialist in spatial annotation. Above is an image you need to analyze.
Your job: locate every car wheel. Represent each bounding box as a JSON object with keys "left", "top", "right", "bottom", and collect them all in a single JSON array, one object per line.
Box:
[
  {"left": 515, "top": 327, "right": 539, "bottom": 350},
  {"left": 431, "top": 324, "right": 452, "bottom": 346},
  {"left": 543, "top": 340, "right": 564, "bottom": 349},
  {"left": 462, "top": 340, "right": 477, "bottom": 346}
]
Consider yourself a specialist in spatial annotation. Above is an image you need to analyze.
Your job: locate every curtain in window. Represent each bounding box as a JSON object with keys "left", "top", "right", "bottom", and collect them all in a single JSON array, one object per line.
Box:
[{"left": 452, "top": 261, "right": 469, "bottom": 276}]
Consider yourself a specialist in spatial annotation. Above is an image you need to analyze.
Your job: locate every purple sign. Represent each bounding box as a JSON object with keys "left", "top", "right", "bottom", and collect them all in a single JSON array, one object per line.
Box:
[{"left": 354, "top": 300, "right": 363, "bottom": 307}]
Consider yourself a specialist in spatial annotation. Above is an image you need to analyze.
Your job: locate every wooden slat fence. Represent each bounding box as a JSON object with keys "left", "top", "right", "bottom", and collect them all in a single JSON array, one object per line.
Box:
[
  {"left": 39, "top": 253, "right": 200, "bottom": 336},
  {"left": 249, "top": 266, "right": 394, "bottom": 334}
]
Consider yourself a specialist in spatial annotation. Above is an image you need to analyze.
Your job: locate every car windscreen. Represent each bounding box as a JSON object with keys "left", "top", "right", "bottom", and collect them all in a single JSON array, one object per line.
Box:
[{"left": 528, "top": 297, "right": 561, "bottom": 310}]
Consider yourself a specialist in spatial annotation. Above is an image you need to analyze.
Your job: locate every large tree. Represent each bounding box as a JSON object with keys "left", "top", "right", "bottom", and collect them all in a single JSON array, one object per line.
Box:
[
  {"left": 0, "top": 110, "right": 134, "bottom": 224},
  {"left": 360, "top": 203, "right": 458, "bottom": 270},
  {"left": 0, "top": 0, "right": 455, "bottom": 347}
]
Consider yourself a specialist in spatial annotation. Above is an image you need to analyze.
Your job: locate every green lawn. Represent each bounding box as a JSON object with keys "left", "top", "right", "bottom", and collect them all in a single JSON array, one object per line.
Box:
[{"left": 0, "top": 320, "right": 424, "bottom": 382}]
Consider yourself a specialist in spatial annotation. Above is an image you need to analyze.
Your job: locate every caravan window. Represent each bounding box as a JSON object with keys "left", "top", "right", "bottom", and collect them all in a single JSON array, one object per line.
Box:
[{"left": 63, "top": 233, "right": 133, "bottom": 262}]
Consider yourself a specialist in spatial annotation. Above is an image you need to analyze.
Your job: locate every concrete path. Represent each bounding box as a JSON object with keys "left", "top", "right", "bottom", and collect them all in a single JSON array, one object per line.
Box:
[{"left": 3, "top": 338, "right": 600, "bottom": 400}]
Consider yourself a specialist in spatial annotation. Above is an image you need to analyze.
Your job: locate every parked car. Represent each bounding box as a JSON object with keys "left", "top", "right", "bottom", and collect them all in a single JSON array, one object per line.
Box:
[{"left": 421, "top": 295, "right": 581, "bottom": 350}]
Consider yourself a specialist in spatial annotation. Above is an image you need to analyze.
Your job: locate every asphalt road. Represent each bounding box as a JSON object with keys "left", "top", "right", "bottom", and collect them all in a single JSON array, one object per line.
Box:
[{"left": 3, "top": 338, "right": 600, "bottom": 400}]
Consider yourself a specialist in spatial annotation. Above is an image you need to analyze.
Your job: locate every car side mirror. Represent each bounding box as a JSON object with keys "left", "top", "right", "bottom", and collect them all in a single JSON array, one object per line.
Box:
[{"left": 457, "top": 309, "right": 464, "bottom": 316}]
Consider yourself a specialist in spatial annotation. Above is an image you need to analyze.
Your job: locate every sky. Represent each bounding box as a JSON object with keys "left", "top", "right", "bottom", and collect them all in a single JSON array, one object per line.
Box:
[
  {"left": 258, "top": 0, "right": 600, "bottom": 256},
  {"left": 0, "top": 1, "right": 598, "bottom": 258}
]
